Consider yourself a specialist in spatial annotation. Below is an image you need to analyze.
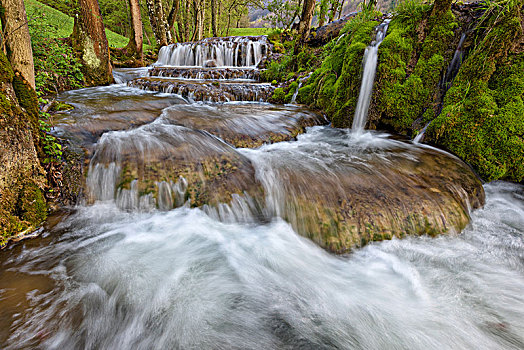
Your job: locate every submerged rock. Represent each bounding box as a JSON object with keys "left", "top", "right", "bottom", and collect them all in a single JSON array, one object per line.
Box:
[
  {"left": 161, "top": 104, "right": 327, "bottom": 148},
  {"left": 247, "top": 127, "right": 485, "bottom": 253}
]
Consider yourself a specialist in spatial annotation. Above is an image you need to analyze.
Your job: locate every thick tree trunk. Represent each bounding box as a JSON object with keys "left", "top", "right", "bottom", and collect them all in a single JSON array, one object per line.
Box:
[
  {"left": 0, "top": 0, "right": 35, "bottom": 89},
  {"left": 124, "top": 0, "right": 143, "bottom": 61},
  {"left": 71, "top": 0, "right": 112, "bottom": 86}
]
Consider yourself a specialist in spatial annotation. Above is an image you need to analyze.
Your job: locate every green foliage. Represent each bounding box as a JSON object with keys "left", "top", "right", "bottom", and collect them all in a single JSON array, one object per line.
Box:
[
  {"left": 24, "top": 0, "right": 130, "bottom": 47},
  {"left": 38, "top": 109, "right": 63, "bottom": 164},
  {"left": 262, "top": 53, "right": 293, "bottom": 82},
  {"left": 264, "top": 0, "right": 301, "bottom": 28},
  {"left": 26, "top": 2, "right": 85, "bottom": 94},
  {"left": 394, "top": 0, "right": 431, "bottom": 25}
]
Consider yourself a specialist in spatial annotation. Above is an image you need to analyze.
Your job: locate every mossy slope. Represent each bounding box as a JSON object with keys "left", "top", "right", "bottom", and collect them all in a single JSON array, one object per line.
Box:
[{"left": 426, "top": 1, "right": 524, "bottom": 182}]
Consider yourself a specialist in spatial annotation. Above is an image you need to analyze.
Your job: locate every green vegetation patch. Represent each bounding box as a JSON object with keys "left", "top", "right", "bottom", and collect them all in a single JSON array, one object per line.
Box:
[
  {"left": 24, "top": 0, "right": 129, "bottom": 48},
  {"left": 426, "top": 2, "right": 524, "bottom": 182}
]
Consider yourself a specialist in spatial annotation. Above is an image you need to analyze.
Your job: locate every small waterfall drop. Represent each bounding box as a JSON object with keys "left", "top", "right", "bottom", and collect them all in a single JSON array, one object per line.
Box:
[
  {"left": 352, "top": 19, "right": 391, "bottom": 133},
  {"left": 442, "top": 32, "right": 467, "bottom": 91},
  {"left": 290, "top": 82, "right": 302, "bottom": 103},
  {"left": 413, "top": 122, "right": 430, "bottom": 144}
]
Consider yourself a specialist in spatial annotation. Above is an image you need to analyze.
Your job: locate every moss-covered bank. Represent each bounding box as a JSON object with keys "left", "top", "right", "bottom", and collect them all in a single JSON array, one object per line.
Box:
[
  {"left": 426, "top": 1, "right": 524, "bottom": 182},
  {"left": 294, "top": 0, "right": 523, "bottom": 183}
]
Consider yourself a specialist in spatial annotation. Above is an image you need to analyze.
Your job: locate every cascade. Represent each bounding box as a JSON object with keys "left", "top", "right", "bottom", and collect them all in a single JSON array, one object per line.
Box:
[
  {"left": 413, "top": 122, "right": 431, "bottom": 143},
  {"left": 2, "top": 31, "right": 523, "bottom": 350},
  {"left": 352, "top": 19, "right": 391, "bottom": 133},
  {"left": 128, "top": 36, "right": 273, "bottom": 102},
  {"left": 290, "top": 82, "right": 302, "bottom": 103},
  {"left": 156, "top": 36, "right": 269, "bottom": 67}
]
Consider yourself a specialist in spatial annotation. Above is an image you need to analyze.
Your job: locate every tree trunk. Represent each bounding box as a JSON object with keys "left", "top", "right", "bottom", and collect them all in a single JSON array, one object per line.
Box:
[
  {"left": 211, "top": 0, "right": 218, "bottom": 37},
  {"left": 318, "top": 0, "right": 328, "bottom": 27},
  {"left": 167, "top": 0, "right": 179, "bottom": 38},
  {"left": 199, "top": 0, "right": 205, "bottom": 40},
  {"left": 0, "top": 0, "right": 35, "bottom": 89},
  {"left": 71, "top": 0, "right": 112, "bottom": 86},
  {"left": 184, "top": 0, "right": 191, "bottom": 41},
  {"left": 297, "top": 0, "right": 315, "bottom": 41},
  {"left": 124, "top": 0, "right": 143, "bottom": 61},
  {"left": 146, "top": 0, "right": 171, "bottom": 46}
]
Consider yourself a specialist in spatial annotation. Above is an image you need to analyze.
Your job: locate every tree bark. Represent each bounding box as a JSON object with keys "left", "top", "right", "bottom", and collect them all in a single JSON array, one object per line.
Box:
[
  {"left": 167, "top": 0, "right": 180, "bottom": 38},
  {"left": 211, "top": 0, "right": 218, "bottom": 37},
  {"left": 297, "top": 0, "right": 315, "bottom": 40},
  {"left": 124, "top": 0, "right": 143, "bottom": 61},
  {"left": 0, "top": 0, "right": 35, "bottom": 89},
  {"left": 71, "top": 0, "right": 112, "bottom": 86},
  {"left": 146, "top": 0, "right": 171, "bottom": 46},
  {"left": 183, "top": 0, "right": 191, "bottom": 41}
]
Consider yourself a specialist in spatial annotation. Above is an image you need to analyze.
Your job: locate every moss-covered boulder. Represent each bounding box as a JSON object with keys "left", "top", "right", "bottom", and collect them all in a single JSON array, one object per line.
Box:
[
  {"left": 257, "top": 128, "right": 484, "bottom": 253},
  {"left": 426, "top": 1, "right": 524, "bottom": 182}
]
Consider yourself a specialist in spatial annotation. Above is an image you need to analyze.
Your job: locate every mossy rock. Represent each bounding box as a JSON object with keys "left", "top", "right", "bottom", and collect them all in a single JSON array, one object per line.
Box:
[
  {"left": 259, "top": 128, "right": 484, "bottom": 253},
  {"left": 426, "top": 3, "right": 524, "bottom": 182}
]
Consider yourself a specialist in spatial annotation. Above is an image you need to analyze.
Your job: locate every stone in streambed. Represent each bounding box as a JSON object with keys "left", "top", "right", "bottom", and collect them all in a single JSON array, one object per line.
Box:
[
  {"left": 254, "top": 128, "right": 485, "bottom": 253},
  {"left": 161, "top": 104, "right": 327, "bottom": 148},
  {"left": 88, "top": 123, "right": 263, "bottom": 209}
]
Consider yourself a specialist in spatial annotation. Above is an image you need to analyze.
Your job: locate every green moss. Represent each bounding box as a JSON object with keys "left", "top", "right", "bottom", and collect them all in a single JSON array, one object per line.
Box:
[
  {"left": 426, "top": 3, "right": 524, "bottom": 182},
  {"left": 17, "top": 180, "right": 47, "bottom": 226},
  {"left": 13, "top": 73, "right": 40, "bottom": 124},
  {"left": 271, "top": 87, "right": 286, "bottom": 103},
  {"left": 0, "top": 50, "right": 14, "bottom": 84},
  {"left": 284, "top": 81, "right": 299, "bottom": 102},
  {"left": 374, "top": 8, "right": 457, "bottom": 133}
]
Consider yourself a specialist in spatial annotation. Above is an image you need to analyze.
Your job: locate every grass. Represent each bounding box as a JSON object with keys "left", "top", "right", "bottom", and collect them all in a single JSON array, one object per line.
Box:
[
  {"left": 24, "top": 0, "right": 130, "bottom": 48},
  {"left": 226, "top": 28, "right": 272, "bottom": 36}
]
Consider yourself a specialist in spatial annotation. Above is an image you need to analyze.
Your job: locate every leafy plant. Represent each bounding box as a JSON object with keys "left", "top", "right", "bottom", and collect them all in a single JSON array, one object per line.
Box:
[
  {"left": 26, "top": 5, "right": 84, "bottom": 94},
  {"left": 38, "top": 109, "right": 62, "bottom": 164}
]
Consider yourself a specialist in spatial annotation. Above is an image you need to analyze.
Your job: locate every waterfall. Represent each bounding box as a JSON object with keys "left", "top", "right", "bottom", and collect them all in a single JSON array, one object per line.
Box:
[
  {"left": 156, "top": 36, "right": 269, "bottom": 68},
  {"left": 290, "top": 82, "right": 302, "bottom": 103},
  {"left": 442, "top": 32, "right": 467, "bottom": 91},
  {"left": 413, "top": 122, "right": 431, "bottom": 144},
  {"left": 352, "top": 19, "right": 391, "bottom": 133}
]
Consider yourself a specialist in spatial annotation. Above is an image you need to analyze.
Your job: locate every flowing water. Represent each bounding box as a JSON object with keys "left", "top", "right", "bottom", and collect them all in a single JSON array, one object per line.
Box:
[
  {"left": 156, "top": 36, "right": 269, "bottom": 67},
  {"left": 352, "top": 19, "right": 391, "bottom": 133},
  {"left": 1, "top": 34, "right": 524, "bottom": 348}
]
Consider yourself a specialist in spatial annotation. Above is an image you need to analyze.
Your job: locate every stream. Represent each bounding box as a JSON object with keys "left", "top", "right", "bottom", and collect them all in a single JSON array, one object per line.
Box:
[{"left": 1, "top": 35, "right": 523, "bottom": 349}]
